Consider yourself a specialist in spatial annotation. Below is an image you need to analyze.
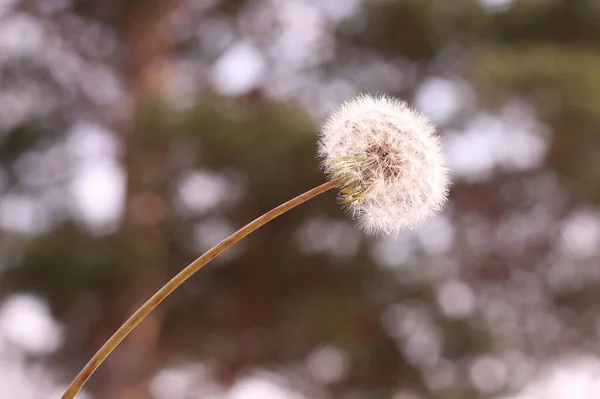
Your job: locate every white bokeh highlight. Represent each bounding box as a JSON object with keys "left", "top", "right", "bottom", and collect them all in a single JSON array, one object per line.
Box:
[
  {"left": 305, "top": 345, "right": 349, "bottom": 384},
  {"left": 436, "top": 280, "right": 476, "bottom": 319},
  {"left": 500, "top": 356, "right": 600, "bottom": 399},
  {"left": 67, "top": 122, "right": 125, "bottom": 233},
  {"left": 416, "top": 78, "right": 473, "bottom": 125},
  {"left": 0, "top": 294, "right": 63, "bottom": 354},
  {"left": 212, "top": 42, "right": 266, "bottom": 96},
  {"left": 445, "top": 103, "right": 548, "bottom": 182}
]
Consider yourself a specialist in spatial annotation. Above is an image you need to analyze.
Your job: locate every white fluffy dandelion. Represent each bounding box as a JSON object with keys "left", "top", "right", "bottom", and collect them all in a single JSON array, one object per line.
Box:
[
  {"left": 63, "top": 93, "right": 450, "bottom": 399},
  {"left": 318, "top": 94, "right": 450, "bottom": 235}
]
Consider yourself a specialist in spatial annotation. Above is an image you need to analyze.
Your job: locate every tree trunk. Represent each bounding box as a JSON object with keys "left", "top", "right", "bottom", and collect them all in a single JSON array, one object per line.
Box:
[{"left": 97, "top": 1, "right": 178, "bottom": 398}]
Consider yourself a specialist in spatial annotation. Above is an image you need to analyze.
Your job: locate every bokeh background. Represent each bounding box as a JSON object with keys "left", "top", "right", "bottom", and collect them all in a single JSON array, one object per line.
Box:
[{"left": 1, "top": 0, "right": 600, "bottom": 398}]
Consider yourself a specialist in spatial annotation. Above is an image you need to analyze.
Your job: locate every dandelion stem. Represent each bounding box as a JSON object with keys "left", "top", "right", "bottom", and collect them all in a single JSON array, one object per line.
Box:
[{"left": 60, "top": 178, "right": 340, "bottom": 399}]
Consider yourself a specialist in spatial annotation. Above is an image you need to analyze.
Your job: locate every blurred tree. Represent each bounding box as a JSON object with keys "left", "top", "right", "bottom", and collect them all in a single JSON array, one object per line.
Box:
[{"left": 1, "top": 0, "right": 600, "bottom": 398}]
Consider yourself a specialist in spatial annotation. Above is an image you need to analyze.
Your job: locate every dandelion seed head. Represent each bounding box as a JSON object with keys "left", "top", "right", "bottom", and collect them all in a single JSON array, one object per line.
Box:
[{"left": 318, "top": 94, "right": 450, "bottom": 235}]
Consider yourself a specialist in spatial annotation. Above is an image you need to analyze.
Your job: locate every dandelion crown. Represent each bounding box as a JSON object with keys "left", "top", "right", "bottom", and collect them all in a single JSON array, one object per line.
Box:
[
  {"left": 61, "top": 94, "right": 450, "bottom": 398},
  {"left": 319, "top": 94, "right": 449, "bottom": 234}
]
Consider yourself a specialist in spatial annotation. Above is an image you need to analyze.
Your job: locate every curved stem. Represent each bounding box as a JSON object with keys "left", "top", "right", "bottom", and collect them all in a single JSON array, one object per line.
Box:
[{"left": 61, "top": 179, "right": 339, "bottom": 399}]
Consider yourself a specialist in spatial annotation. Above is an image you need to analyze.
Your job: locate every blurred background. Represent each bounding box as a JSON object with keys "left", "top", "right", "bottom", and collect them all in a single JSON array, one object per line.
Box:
[{"left": 0, "top": 0, "right": 600, "bottom": 398}]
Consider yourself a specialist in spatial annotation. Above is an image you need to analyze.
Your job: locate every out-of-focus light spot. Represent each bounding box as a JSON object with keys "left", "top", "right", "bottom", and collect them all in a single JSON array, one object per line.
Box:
[
  {"left": 78, "top": 22, "right": 117, "bottom": 58},
  {"left": 372, "top": 235, "right": 416, "bottom": 269},
  {"left": 164, "top": 60, "right": 203, "bottom": 109},
  {"left": 67, "top": 122, "right": 121, "bottom": 160},
  {"left": 351, "top": 61, "right": 413, "bottom": 94},
  {"left": 67, "top": 121, "right": 124, "bottom": 233},
  {"left": 425, "top": 360, "right": 458, "bottom": 391},
  {"left": 392, "top": 391, "right": 423, "bottom": 399},
  {"left": 176, "top": 171, "right": 241, "bottom": 215},
  {"left": 415, "top": 78, "right": 473, "bottom": 125},
  {"left": 212, "top": 42, "right": 265, "bottom": 96},
  {"left": 415, "top": 215, "right": 454, "bottom": 254},
  {"left": 296, "top": 79, "right": 355, "bottom": 119},
  {"left": 295, "top": 217, "right": 360, "bottom": 258},
  {"left": 70, "top": 159, "right": 125, "bottom": 233},
  {"left": 151, "top": 370, "right": 193, "bottom": 399},
  {"left": 436, "top": 280, "right": 475, "bottom": 319},
  {"left": 0, "top": 294, "right": 63, "bottom": 354},
  {"left": 497, "top": 395, "right": 536, "bottom": 399},
  {"left": 403, "top": 325, "right": 443, "bottom": 369},
  {"left": 197, "top": 18, "right": 236, "bottom": 54},
  {"left": 559, "top": 210, "right": 600, "bottom": 258},
  {"left": 305, "top": 345, "right": 349, "bottom": 384},
  {"left": 504, "top": 355, "right": 600, "bottom": 399},
  {"left": 0, "top": 0, "right": 16, "bottom": 15},
  {"left": 0, "top": 359, "right": 79, "bottom": 399},
  {"left": 479, "top": 0, "right": 514, "bottom": 12},
  {"left": 0, "top": 195, "right": 48, "bottom": 234},
  {"left": 307, "top": 0, "right": 361, "bottom": 22},
  {"left": 0, "top": 85, "right": 54, "bottom": 131},
  {"left": 45, "top": 43, "right": 84, "bottom": 87},
  {"left": 495, "top": 206, "right": 556, "bottom": 256},
  {"left": 502, "top": 350, "right": 537, "bottom": 391},
  {"left": 187, "top": 0, "right": 220, "bottom": 11},
  {"left": 14, "top": 147, "right": 67, "bottom": 188},
  {"left": 381, "top": 303, "right": 443, "bottom": 369},
  {"left": 381, "top": 303, "right": 431, "bottom": 340},
  {"left": 38, "top": 0, "right": 70, "bottom": 14},
  {"left": 79, "top": 65, "right": 123, "bottom": 105},
  {"left": 0, "top": 170, "right": 6, "bottom": 194},
  {"left": 266, "top": 0, "right": 333, "bottom": 69},
  {"left": 469, "top": 356, "right": 507, "bottom": 393},
  {"left": 150, "top": 363, "right": 213, "bottom": 399},
  {"left": 227, "top": 375, "right": 305, "bottom": 399},
  {"left": 0, "top": 14, "right": 43, "bottom": 58},
  {"left": 446, "top": 103, "right": 548, "bottom": 182}
]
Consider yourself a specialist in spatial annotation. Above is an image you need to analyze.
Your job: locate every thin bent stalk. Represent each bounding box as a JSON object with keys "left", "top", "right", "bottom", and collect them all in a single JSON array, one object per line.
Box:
[{"left": 61, "top": 178, "right": 340, "bottom": 399}]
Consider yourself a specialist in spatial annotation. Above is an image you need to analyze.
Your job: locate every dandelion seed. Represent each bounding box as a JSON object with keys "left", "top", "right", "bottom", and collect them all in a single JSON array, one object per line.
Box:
[{"left": 318, "top": 94, "right": 450, "bottom": 235}]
